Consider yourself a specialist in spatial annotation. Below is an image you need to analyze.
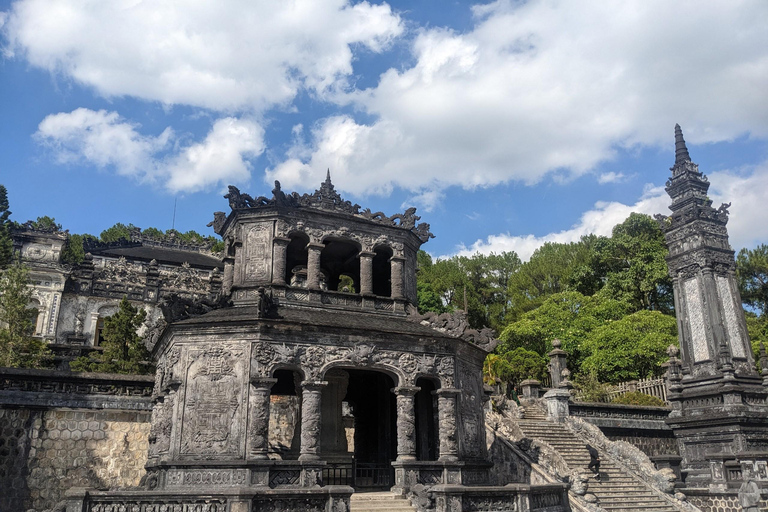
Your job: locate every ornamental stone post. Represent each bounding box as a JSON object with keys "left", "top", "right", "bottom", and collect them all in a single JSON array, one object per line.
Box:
[
  {"left": 359, "top": 251, "right": 375, "bottom": 295},
  {"left": 390, "top": 256, "right": 405, "bottom": 299},
  {"left": 306, "top": 243, "right": 325, "bottom": 291},
  {"left": 299, "top": 380, "right": 327, "bottom": 461},
  {"left": 271, "top": 237, "right": 291, "bottom": 285},
  {"left": 436, "top": 388, "right": 460, "bottom": 462},
  {"left": 548, "top": 338, "right": 567, "bottom": 388},
  {"left": 393, "top": 386, "right": 420, "bottom": 461},
  {"left": 248, "top": 377, "right": 277, "bottom": 460}
]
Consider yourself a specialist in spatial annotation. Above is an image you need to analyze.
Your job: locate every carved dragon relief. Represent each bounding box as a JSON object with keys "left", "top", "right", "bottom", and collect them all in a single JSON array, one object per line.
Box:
[{"left": 408, "top": 310, "right": 499, "bottom": 352}]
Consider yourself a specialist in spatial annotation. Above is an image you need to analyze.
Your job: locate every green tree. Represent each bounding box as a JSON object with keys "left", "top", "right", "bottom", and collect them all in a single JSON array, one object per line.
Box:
[
  {"left": 580, "top": 310, "right": 677, "bottom": 383},
  {"left": 506, "top": 239, "right": 593, "bottom": 321},
  {"left": 0, "top": 185, "right": 13, "bottom": 267},
  {"left": 588, "top": 213, "right": 673, "bottom": 313},
  {"left": 611, "top": 392, "right": 666, "bottom": 407},
  {"left": 483, "top": 348, "right": 547, "bottom": 395},
  {"left": 499, "top": 291, "right": 631, "bottom": 370},
  {"left": 100, "top": 222, "right": 137, "bottom": 243},
  {"left": 25, "top": 216, "right": 62, "bottom": 232},
  {"left": 737, "top": 244, "right": 768, "bottom": 316},
  {"left": 0, "top": 264, "right": 51, "bottom": 368},
  {"left": 60, "top": 233, "right": 97, "bottom": 265},
  {"left": 70, "top": 297, "right": 152, "bottom": 374}
]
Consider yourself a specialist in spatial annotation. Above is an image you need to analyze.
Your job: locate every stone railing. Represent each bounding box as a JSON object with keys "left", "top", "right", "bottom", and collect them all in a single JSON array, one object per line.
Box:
[
  {"left": 569, "top": 402, "right": 671, "bottom": 427},
  {"left": 0, "top": 367, "right": 154, "bottom": 410},
  {"left": 566, "top": 416, "right": 702, "bottom": 512},
  {"left": 429, "top": 483, "right": 570, "bottom": 512},
  {"left": 275, "top": 286, "right": 409, "bottom": 315}
]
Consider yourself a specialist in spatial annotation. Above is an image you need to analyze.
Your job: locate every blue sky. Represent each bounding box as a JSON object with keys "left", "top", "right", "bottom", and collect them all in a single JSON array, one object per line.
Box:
[{"left": 1, "top": 0, "right": 767, "bottom": 259}]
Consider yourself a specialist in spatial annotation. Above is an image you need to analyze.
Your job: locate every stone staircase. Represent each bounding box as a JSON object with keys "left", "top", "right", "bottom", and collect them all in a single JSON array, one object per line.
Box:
[
  {"left": 518, "top": 405, "right": 678, "bottom": 512},
  {"left": 349, "top": 491, "right": 415, "bottom": 512}
]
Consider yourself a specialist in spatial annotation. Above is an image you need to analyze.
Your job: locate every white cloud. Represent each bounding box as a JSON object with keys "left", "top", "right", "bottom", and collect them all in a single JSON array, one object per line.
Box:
[
  {"left": 35, "top": 108, "right": 171, "bottom": 181},
  {"left": 35, "top": 109, "right": 264, "bottom": 192},
  {"left": 3, "top": 0, "right": 403, "bottom": 112},
  {"left": 274, "top": 0, "right": 768, "bottom": 197},
  {"left": 452, "top": 161, "right": 768, "bottom": 261},
  {"left": 166, "top": 118, "right": 264, "bottom": 193},
  {"left": 597, "top": 172, "right": 626, "bottom": 184}
]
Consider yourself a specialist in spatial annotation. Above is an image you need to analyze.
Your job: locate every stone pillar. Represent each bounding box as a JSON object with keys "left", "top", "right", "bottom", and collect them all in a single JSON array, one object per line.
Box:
[
  {"left": 543, "top": 388, "right": 571, "bottom": 423},
  {"left": 359, "top": 251, "right": 375, "bottom": 295},
  {"left": 548, "top": 338, "right": 567, "bottom": 388},
  {"left": 306, "top": 243, "right": 325, "bottom": 291},
  {"left": 299, "top": 380, "right": 327, "bottom": 461},
  {"left": 520, "top": 379, "right": 541, "bottom": 399},
  {"left": 390, "top": 256, "right": 405, "bottom": 299},
  {"left": 436, "top": 388, "right": 460, "bottom": 462},
  {"left": 271, "top": 237, "right": 291, "bottom": 286},
  {"left": 321, "top": 371, "right": 350, "bottom": 460},
  {"left": 394, "top": 386, "right": 420, "bottom": 461},
  {"left": 222, "top": 257, "right": 235, "bottom": 296},
  {"left": 248, "top": 377, "right": 277, "bottom": 460}
]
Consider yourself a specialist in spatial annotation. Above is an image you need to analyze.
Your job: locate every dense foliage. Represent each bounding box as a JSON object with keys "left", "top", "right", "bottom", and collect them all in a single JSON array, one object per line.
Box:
[
  {"left": 0, "top": 264, "right": 52, "bottom": 368},
  {"left": 418, "top": 213, "right": 680, "bottom": 390},
  {"left": 70, "top": 297, "right": 153, "bottom": 374},
  {"left": 611, "top": 392, "right": 666, "bottom": 407}
]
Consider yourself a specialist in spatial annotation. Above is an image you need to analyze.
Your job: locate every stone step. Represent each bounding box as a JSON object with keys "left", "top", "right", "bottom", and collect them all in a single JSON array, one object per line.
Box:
[
  {"left": 350, "top": 492, "right": 414, "bottom": 512},
  {"left": 511, "top": 418, "right": 685, "bottom": 512}
]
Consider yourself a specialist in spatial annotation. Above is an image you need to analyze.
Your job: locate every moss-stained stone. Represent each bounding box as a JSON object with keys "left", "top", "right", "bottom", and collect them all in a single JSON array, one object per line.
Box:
[{"left": 0, "top": 407, "right": 150, "bottom": 512}]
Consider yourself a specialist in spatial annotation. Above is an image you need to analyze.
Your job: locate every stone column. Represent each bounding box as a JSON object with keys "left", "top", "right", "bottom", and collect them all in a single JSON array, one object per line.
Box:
[
  {"left": 390, "top": 256, "right": 405, "bottom": 299},
  {"left": 248, "top": 377, "right": 277, "bottom": 460},
  {"left": 299, "top": 380, "right": 327, "bottom": 461},
  {"left": 436, "top": 388, "right": 460, "bottom": 462},
  {"left": 393, "top": 386, "right": 420, "bottom": 461},
  {"left": 271, "top": 237, "right": 291, "bottom": 286},
  {"left": 548, "top": 339, "right": 567, "bottom": 388},
  {"left": 359, "top": 251, "right": 375, "bottom": 295},
  {"left": 306, "top": 243, "right": 325, "bottom": 291}
]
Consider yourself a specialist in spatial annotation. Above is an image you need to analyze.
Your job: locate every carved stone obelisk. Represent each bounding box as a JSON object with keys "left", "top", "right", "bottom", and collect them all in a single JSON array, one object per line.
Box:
[{"left": 658, "top": 125, "right": 768, "bottom": 489}]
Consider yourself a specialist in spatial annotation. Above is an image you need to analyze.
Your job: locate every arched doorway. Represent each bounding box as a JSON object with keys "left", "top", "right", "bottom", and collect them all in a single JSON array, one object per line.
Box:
[{"left": 322, "top": 369, "right": 397, "bottom": 489}]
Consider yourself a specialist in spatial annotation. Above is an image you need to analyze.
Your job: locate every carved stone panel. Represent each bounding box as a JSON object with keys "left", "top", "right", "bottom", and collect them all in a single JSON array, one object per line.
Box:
[
  {"left": 683, "top": 278, "right": 710, "bottom": 362},
  {"left": 716, "top": 275, "right": 746, "bottom": 358},
  {"left": 179, "top": 345, "right": 246, "bottom": 459},
  {"left": 457, "top": 362, "right": 485, "bottom": 460},
  {"left": 243, "top": 224, "right": 272, "bottom": 283}
]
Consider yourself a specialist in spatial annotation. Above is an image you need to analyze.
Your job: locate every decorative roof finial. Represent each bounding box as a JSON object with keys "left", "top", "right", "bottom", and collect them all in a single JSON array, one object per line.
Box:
[
  {"left": 325, "top": 169, "right": 332, "bottom": 185},
  {"left": 674, "top": 124, "right": 691, "bottom": 165}
]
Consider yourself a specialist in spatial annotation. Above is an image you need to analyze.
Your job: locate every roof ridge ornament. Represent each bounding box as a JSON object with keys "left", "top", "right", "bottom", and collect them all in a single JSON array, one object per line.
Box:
[{"left": 218, "top": 173, "right": 435, "bottom": 242}]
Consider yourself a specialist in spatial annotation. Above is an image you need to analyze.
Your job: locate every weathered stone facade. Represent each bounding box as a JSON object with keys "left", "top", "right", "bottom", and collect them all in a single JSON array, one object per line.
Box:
[
  {"left": 57, "top": 176, "right": 570, "bottom": 512},
  {"left": 10, "top": 226, "right": 224, "bottom": 369},
  {"left": 656, "top": 125, "right": 768, "bottom": 491},
  {"left": 0, "top": 368, "right": 154, "bottom": 512}
]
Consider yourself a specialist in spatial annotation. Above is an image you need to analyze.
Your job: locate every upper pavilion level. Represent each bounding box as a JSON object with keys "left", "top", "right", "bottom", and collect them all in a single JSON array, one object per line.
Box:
[{"left": 209, "top": 173, "right": 434, "bottom": 315}]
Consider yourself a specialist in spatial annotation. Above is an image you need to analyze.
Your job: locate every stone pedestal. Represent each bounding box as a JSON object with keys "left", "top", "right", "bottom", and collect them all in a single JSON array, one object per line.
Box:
[
  {"left": 520, "top": 379, "right": 541, "bottom": 400},
  {"left": 543, "top": 389, "right": 570, "bottom": 423}
]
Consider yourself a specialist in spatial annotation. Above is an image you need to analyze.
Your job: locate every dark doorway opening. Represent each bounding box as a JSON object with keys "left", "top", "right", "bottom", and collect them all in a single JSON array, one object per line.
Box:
[
  {"left": 415, "top": 378, "right": 438, "bottom": 461},
  {"left": 324, "top": 369, "right": 397, "bottom": 489}
]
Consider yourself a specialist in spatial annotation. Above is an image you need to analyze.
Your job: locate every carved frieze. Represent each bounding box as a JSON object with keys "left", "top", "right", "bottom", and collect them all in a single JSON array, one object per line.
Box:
[{"left": 180, "top": 345, "right": 245, "bottom": 458}]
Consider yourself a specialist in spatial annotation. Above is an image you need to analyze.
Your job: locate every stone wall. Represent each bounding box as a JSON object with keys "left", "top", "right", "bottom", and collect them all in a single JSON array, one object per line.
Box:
[
  {"left": 0, "top": 368, "right": 153, "bottom": 512},
  {"left": 569, "top": 402, "right": 679, "bottom": 457},
  {"left": 685, "top": 489, "right": 768, "bottom": 512}
]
